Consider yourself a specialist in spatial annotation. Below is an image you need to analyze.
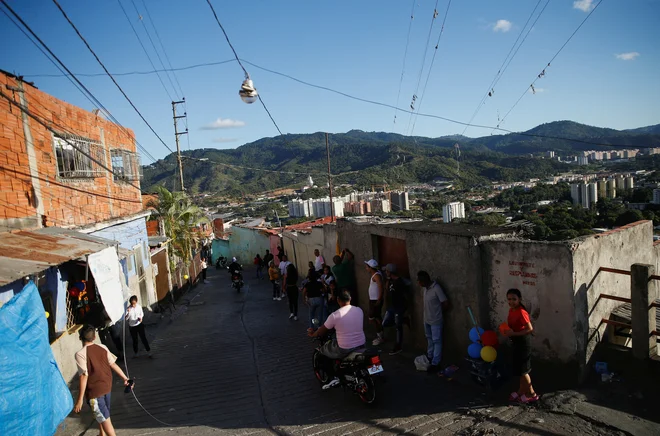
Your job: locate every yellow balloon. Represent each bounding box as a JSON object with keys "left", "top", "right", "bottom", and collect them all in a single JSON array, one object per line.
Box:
[
  {"left": 481, "top": 345, "right": 497, "bottom": 363},
  {"left": 183, "top": 275, "right": 189, "bottom": 280},
  {"left": 45, "top": 311, "right": 50, "bottom": 319}
]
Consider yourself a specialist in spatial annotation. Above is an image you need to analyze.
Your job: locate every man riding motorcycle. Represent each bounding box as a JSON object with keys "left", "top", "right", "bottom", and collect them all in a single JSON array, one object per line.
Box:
[{"left": 308, "top": 289, "right": 366, "bottom": 389}]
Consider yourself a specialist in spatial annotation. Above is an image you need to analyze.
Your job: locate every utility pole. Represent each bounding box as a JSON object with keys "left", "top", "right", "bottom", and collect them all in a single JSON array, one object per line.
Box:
[
  {"left": 325, "top": 133, "right": 335, "bottom": 222},
  {"left": 172, "top": 99, "right": 188, "bottom": 192}
]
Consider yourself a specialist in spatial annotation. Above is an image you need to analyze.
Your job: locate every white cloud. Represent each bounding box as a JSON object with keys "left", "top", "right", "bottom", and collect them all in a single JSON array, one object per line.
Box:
[
  {"left": 573, "top": 0, "right": 595, "bottom": 12},
  {"left": 492, "top": 19, "right": 512, "bottom": 33},
  {"left": 212, "top": 137, "right": 238, "bottom": 143},
  {"left": 200, "top": 118, "right": 245, "bottom": 130},
  {"left": 615, "top": 52, "right": 640, "bottom": 61}
]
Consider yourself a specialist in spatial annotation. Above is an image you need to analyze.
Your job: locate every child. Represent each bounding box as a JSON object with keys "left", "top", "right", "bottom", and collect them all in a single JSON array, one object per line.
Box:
[
  {"left": 268, "top": 261, "right": 281, "bottom": 300},
  {"left": 502, "top": 288, "right": 537, "bottom": 403}
]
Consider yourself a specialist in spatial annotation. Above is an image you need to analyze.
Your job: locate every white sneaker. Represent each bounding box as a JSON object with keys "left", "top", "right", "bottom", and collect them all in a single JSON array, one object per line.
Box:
[
  {"left": 273, "top": 297, "right": 277, "bottom": 301},
  {"left": 294, "top": 316, "right": 298, "bottom": 321},
  {"left": 277, "top": 297, "right": 282, "bottom": 301},
  {"left": 322, "top": 377, "right": 340, "bottom": 390},
  {"left": 289, "top": 313, "right": 294, "bottom": 319},
  {"left": 372, "top": 337, "right": 384, "bottom": 346}
]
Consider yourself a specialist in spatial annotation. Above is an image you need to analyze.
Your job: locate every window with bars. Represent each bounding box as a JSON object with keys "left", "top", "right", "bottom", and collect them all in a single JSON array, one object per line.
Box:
[
  {"left": 111, "top": 149, "right": 142, "bottom": 181},
  {"left": 53, "top": 133, "right": 105, "bottom": 179}
]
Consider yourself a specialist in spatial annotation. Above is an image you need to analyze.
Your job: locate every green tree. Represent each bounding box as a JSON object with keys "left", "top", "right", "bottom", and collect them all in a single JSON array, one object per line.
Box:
[
  {"left": 615, "top": 209, "right": 645, "bottom": 227},
  {"left": 148, "top": 187, "right": 209, "bottom": 268}
]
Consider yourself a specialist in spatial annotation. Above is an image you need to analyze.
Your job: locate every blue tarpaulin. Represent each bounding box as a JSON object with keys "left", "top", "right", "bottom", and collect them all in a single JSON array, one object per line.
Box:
[{"left": 0, "top": 281, "right": 73, "bottom": 435}]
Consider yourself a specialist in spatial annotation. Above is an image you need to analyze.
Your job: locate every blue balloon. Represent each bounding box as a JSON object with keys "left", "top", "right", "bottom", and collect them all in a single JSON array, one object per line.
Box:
[
  {"left": 469, "top": 327, "right": 485, "bottom": 343},
  {"left": 468, "top": 342, "right": 483, "bottom": 359}
]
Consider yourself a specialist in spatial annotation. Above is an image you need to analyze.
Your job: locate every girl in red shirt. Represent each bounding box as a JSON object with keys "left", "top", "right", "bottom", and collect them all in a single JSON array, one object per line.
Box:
[{"left": 502, "top": 288, "right": 538, "bottom": 403}]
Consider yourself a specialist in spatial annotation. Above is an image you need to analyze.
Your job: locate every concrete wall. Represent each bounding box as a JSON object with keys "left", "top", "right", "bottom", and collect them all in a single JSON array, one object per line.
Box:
[
  {"left": 227, "top": 226, "right": 271, "bottom": 265},
  {"left": 571, "top": 221, "right": 656, "bottom": 374},
  {"left": 336, "top": 220, "right": 487, "bottom": 359},
  {"left": 282, "top": 227, "right": 327, "bottom": 276},
  {"left": 481, "top": 240, "right": 576, "bottom": 363},
  {"left": 211, "top": 238, "right": 231, "bottom": 264}
]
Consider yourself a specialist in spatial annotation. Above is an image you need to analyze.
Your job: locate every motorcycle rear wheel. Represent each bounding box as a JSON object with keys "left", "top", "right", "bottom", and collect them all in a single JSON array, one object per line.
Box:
[
  {"left": 312, "top": 351, "right": 330, "bottom": 384},
  {"left": 356, "top": 369, "right": 376, "bottom": 404}
]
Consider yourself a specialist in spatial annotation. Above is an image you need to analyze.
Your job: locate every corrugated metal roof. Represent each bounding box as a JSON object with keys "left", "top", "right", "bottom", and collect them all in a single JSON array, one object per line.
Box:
[{"left": 0, "top": 228, "right": 117, "bottom": 286}]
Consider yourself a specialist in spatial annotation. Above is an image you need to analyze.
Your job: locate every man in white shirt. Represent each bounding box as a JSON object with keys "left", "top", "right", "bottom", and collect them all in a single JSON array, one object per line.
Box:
[
  {"left": 309, "top": 289, "right": 366, "bottom": 388},
  {"left": 279, "top": 254, "right": 292, "bottom": 298},
  {"left": 125, "top": 295, "right": 152, "bottom": 357},
  {"left": 418, "top": 271, "right": 448, "bottom": 373},
  {"left": 314, "top": 249, "right": 325, "bottom": 272}
]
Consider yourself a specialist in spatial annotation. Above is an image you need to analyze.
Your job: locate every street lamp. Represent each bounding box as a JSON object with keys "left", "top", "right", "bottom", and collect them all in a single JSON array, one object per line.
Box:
[{"left": 239, "top": 77, "right": 258, "bottom": 104}]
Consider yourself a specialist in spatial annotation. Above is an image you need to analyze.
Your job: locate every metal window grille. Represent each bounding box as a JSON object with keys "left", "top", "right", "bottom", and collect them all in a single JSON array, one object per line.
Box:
[
  {"left": 111, "top": 149, "right": 142, "bottom": 181},
  {"left": 65, "top": 294, "right": 77, "bottom": 329},
  {"left": 54, "top": 133, "right": 105, "bottom": 178}
]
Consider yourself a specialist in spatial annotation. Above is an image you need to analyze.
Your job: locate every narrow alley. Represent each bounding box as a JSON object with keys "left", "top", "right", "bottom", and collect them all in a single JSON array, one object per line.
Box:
[{"left": 82, "top": 267, "right": 655, "bottom": 436}]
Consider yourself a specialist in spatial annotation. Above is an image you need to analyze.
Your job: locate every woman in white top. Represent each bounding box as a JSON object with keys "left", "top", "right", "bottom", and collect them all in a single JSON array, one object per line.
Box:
[
  {"left": 125, "top": 295, "right": 152, "bottom": 357},
  {"left": 364, "top": 259, "right": 384, "bottom": 345}
]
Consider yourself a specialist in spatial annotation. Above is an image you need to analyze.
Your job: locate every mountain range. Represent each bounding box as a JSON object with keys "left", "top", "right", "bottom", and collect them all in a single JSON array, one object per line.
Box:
[{"left": 142, "top": 120, "right": 660, "bottom": 196}]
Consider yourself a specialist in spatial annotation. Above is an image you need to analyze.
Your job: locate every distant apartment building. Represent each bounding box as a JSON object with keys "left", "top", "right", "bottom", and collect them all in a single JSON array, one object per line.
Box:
[
  {"left": 653, "top": 189, "right": 660, "bottom": 205},
  {"left": 442, "top": 202, "right": 465, "bottom": 223},
  {"left": 546, "top": 151, "right": 555, "bottom": 158},
  {"left": 577, "top": 156, "right": 589, "bottom": 166},
  {"left": 596, "top": 179, "right": 617, "bottom": 199},
  {"left": 344, "top": 200, "right": 371, "bottom": 215},
  {"left": 614, "top": 176, "right": 634, "bottom": 192},
  {"left": 289, "top": 198, "right": 344, "bottom": 218},
  {"left": 571, "top": 182, "right": 598, "bottom": 208},
  {"left": 370, "top": 199, "right": 391, "bottom": 214},
  {"left": 390, "top": 191, "right": 410, "bottom": 211}
]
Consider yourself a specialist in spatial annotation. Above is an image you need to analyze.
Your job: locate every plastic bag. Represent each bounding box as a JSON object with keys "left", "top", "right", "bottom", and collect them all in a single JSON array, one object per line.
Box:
[{"left": 414, "top": 354, "right": 430, "bottom": 371}]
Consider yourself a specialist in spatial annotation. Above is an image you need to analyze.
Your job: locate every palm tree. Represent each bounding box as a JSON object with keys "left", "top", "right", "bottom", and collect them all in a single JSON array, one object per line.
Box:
[{"left": 148, "top": 187, "right": 209, "bottom": 269}]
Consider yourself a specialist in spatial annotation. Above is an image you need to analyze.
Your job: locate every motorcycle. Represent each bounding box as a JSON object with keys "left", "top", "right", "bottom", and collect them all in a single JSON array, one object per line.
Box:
[
  {"left": 312, "top": 335, "right": 383, "bottom": 404},
  {"left": 230, "top": 269, "right": 243, "bottom": 293},
  {"left": 216, "top": 256, "right": 228, "bottom": 270}
]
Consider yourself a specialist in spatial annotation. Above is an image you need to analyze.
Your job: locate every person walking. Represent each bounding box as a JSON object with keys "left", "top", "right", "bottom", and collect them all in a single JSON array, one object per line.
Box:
[
  {"left": 303, "top": 270, "right": 324, "bottom": 331},
  {"left": 254, "top": 254, "right": 264, "bottom": 279},
  {"left": 125, "top": 295, "right": 152, "bottom": 358},
  {"left": 279, "top": 254, "right": 291, "bottom": 298},
  {"left": 263, "top": 249, "right": 274, "bottom": 268},
  {"left": 382, "top": 264, "right": 407, "bottom": 355},
  {"left": 364, "top": 259, "right": 385, "bottom": 346},
  {"left": 201, "top": 257, "right": 209, "bottom": 284},
  {"left": 503, "top": 288, "right": 538, "bottom": 403},
  {"left": 314, "top": 249, "right": 325, "bottom": 272},
  {"left": 74, "top": 324, "right": 131, "bottom": 436},
  {"left": 268, "top": 261, "right": 281, "bottom": 300},
  {"left": 283, "top": 263, "right": 299, "bottom": 320},
  {"left": 418, "top": 271, "right": 448, "bottom": 373}
]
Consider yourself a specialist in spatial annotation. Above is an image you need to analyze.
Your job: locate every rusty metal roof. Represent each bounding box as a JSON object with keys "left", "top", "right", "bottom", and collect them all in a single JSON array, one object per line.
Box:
[{"left": 0, "top": 228, "right": 117, "bottom": 286}]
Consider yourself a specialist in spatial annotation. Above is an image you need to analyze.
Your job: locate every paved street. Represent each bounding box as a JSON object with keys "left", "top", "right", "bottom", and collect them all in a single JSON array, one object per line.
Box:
[{"left": 71, "top": 267, "right": 658, "bottom": 436}]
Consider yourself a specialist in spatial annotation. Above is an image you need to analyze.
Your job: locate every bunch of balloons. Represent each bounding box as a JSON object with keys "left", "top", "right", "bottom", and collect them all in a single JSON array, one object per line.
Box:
[{"left": 467, "top": 326, "right": 498, "bottom": 362}]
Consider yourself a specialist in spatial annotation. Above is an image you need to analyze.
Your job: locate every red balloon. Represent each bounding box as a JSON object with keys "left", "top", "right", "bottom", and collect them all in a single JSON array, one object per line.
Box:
[{"left": 481, "top": 330, "right": 498, "bottom": 348}]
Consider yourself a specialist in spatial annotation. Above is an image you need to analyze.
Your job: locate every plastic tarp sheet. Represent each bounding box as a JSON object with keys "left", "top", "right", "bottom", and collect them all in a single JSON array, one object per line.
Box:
[
  {"left": 88, "top": 247, "right": 124, "bottom": 323},
  {"left": 0, "top": 281, "right": 73, "bottom": 435}
]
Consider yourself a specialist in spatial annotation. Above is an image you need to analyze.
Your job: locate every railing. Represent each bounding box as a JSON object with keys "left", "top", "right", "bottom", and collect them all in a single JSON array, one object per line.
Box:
[{"left": 596, "top": 265, "right": 658, "bottom": 358}]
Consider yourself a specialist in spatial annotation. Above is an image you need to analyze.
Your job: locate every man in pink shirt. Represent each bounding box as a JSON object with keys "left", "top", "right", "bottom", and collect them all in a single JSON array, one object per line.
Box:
[{"left": 309, "top": 289, "right": 366, "bottom": 388}]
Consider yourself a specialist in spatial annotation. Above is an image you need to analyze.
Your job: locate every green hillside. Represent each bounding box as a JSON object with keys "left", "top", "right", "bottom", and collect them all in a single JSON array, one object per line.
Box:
[{"left": 141, "top": 121, "right": 660, "bottom": 196}]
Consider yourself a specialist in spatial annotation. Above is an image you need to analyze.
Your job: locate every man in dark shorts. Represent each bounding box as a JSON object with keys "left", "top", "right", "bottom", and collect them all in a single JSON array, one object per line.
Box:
[{"left": 74, "top": 324, "right": 131, "bottom": 436}]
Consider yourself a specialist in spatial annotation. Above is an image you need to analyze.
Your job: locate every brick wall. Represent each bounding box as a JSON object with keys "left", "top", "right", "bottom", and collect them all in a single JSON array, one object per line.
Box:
[{"left": 0, "top": 71, "right": 143, "bottom": 229}]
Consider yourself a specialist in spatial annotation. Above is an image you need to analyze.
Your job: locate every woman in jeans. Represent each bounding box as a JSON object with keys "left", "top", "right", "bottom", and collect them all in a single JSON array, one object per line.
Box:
[
  {"left": 284, "top": 263, "right": 299, "bottom": 321},
  {"left": 303, "top": 270, "right": 324, "bottom": 331}
]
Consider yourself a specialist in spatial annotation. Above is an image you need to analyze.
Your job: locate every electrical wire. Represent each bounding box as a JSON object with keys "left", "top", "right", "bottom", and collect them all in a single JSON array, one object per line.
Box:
[
  {"left": 204, "top": 0, "right": 284, "bottom": 136},
  {"left": 129, "top": 0, "right": 180, "bottom": 99},
  {"left": 461, "top": 0, "right": 547, "bottom": 136},
  {"left": 0, "top": 2, "right": 162, "bottom": 167},
  {"left": 496, "top": 0, "right": 604, "bottom": 131},
  {"left": 405, "top": 0, "right": 441, "bottom": 135},
  {"left": 409, "top": 0, "right": 452, "bottom": 137},
  {"left": 138, "top": 0, "right": 185, "bottom": 97},
  {"left": 50, "top": 0, "right": 176, "bottom": 155},
  {"left": 115, "top": 0, "right": 174, "bottom": 102},
  {"left": 392, "top": 0, "right": 417, "bottom": 128}
]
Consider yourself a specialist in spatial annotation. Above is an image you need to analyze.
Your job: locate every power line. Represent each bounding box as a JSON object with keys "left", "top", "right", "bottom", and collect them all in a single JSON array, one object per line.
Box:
[
  {"left": 138, "top": 0, "right": 185, "bottom": 97},
  {"left": 115, "top": 0, "right": 174, "bottom": 101},
  {"left": 496, "top": 0, "right": 604, "bottom": 131},
  {"left": 0, "top": 0, "right": 161, "bottom": 165},
  {"left": 405, "top": 0, "right": 441, "bottom": 135},
  {"left": 393, "top": 0, "right": 417, "bottom": 128},
  {"left": 204, "top": 0, "right": 283, "bottom": 136},
  {"left": 128, "top": 0, "right": 180, "bottom": 99},
  {"left": 461, "top": 0, "right": 548, "bottom": 136},
  {"left": 50, "top": 0, "right": 176, "bottom": 155},
  {"left": 409, "top": 0, "right": 452, "bottom": 137},
  {"left": 23, "top": 59, "right": 237, "bottom": 78}
]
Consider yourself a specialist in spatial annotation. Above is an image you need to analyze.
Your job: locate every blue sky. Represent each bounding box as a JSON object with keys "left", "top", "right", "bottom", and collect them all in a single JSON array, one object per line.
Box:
[{"left": 1, "top": 0, "right": 659, "bottom": 161}]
